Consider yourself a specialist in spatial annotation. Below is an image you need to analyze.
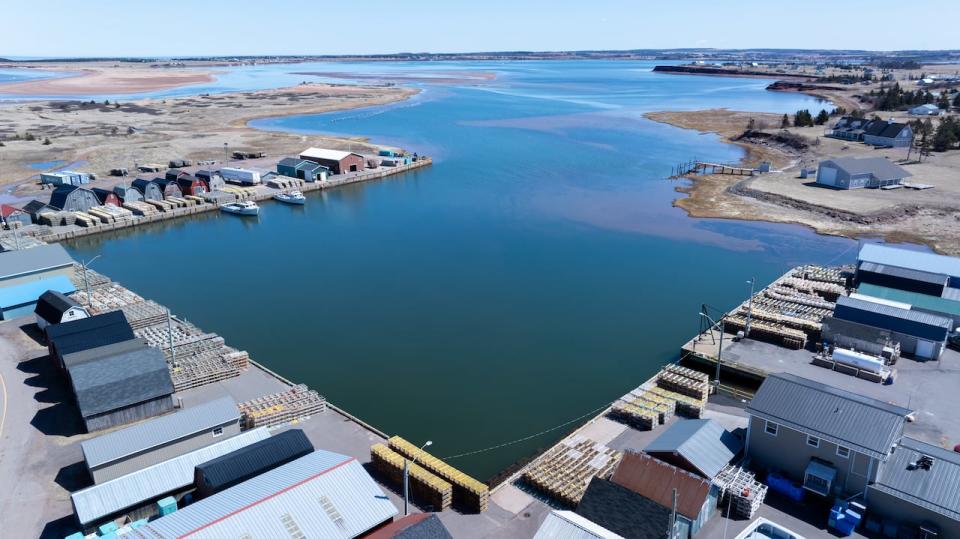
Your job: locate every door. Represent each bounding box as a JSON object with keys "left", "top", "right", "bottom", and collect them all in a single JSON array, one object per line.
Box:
[
  {"left": 915, "top": 339, "right": 935, "bottom": 359},
  {"left": 818, "top": 166, "right": 837, "bottom": 186}
]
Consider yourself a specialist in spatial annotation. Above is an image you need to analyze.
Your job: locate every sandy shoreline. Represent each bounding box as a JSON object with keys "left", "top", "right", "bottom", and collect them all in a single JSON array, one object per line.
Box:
[{"left": 0, "top": 66, "right": 217, "bottom": 95}]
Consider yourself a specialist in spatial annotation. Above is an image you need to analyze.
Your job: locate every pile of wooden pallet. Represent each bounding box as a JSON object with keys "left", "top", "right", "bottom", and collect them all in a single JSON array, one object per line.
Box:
[
  {"left": 239, "top": 384, "right": 327, "bottom": 429},
  {"left": 656, "top": 370, "right": 709, "bottom": 401},
  {"left": 610, "top": 388, "right": 674, "bottom": 430},
  {"left": 765, "top": 285, "right": 836, "bottom": 310},
  {"left": 370, "top": 443, "right": 452, "bottom": 511},
  {"left": 122, "top": 201, "right": 158, "bottom": 216},
  {"left": 222, "top": 186, "right": 256, "bottom": 199},
  {"left": 87, "top": 205, "right": 135, "bottom": 224},
  {"left": 725, "top": 313, "right": 807, "bottom": 349},
  {"left": 714, "top": 465, "right": 767, "bottom": 519},
  {"left": 522, "top": 435, "right": 621, "bottom": 507},
  {"left": 793, "top": 265, "right": 847, "bottom": 286},
  {"left": 266, "top": 177, "right": 304, "bottom": 189},
  {"left": 169, "top": 348, "right": 248, "bottom": 391},
  {"left": 780, "top": 276, "right": 847, "bottom": 302},
  {"left": 388, "top": 436, "right": 489, "bottom": 513},
  {"left": 73, "top": 282, "right": 145, "bottom": 313}
]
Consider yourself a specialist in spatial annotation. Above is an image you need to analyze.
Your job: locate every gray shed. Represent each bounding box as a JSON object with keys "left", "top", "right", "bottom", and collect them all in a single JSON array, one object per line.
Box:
[
  {"left": 643, "top": 419, "right": 742, "bottom": 479},
  {"left": 49, "top": 185, "right": 101, "bottom": 212},
  {"left": 132, "top": 179, "right": 164, "bottom": 201},
  {"left": 113, "top": 185, "right": 144, "bottom": 203}
]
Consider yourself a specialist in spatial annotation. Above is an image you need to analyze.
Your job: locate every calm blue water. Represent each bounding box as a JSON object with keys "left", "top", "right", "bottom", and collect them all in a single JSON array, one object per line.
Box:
[
  {"left": 28, "top": 159, "right": 67, "bottom": 170},
  {"left": 65, "top": 61, "right": 853, "bottom": 479},
  {"left": 0, "top": 67, "right": 72, "bottom": 84}
]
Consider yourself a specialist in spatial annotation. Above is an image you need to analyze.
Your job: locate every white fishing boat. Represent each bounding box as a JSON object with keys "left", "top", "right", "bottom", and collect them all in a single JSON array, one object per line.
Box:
[
  {"left": 220, "top": 200, "right": 260, "bottom": 216},
  {"left": 273, "top": 190, "right": 306, "bottom": 205}
]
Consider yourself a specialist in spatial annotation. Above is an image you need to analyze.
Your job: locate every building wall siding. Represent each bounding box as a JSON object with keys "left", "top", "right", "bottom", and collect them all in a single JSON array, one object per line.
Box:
[
  {"left": 84, "top": 396, "right": 175, "bottom": 433},
  {"left": 90, "top": 420, "right": 241, "bottom": 483},
  {"left": 866, "top": 487, "right": 960, "bottom": 538},
  {"left": 746, "top": 416, "right": 878, "bottom": 496}
]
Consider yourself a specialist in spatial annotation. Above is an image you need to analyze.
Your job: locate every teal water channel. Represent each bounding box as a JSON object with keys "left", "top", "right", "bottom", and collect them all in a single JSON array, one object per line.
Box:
[{"left": 65, "top": 61, "right": 857, "bottom": 479}]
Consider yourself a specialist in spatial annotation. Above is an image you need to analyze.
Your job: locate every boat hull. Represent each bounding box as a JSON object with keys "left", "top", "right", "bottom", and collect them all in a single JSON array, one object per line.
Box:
[
  {"left": 220, "top": 205, "right": 260, "bottom": 216},
  {"left": 273, "top": 195, "right": 306, "bottom": 205}
]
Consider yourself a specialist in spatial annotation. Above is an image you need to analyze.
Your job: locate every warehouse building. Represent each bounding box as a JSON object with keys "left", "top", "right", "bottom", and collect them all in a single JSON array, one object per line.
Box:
[
  {"left": 47, "top": 311, "right": 135, "bottom": 368},
  {"left": 40, "top": 170, "right": 92, "bottom": 187},
  {"left": 299, "top": 147, "right": 364, "bottom": 175},
  {"left": 72, "top": 428, "right": 271, "bottom": 529},
  {"left": 820, "top": 316, "right": 901, "bottom": 359},
  {"left": 745, "top": 373, "right": 911, "bottom": 497},
  {"left": 866, "top": 437, "right": 960, "bottom": 538},
  {"left": 576, "top": 451, "right": 715, "bottom": 539},
  {"left": 858, "top": 283, "right": 960, "bottom": 328},
  {"left": 131, "top": 179, "right": 164, "bottom": 201},
  {"left": 278, "top": 157, "right": 331, "bottom": 182},
  {"left": 67, "top": 342, "right": 174, "bottom": 432},
  {"left": 81, "top": 396, "right": 241, "bottom": 484},
  {"left": 643, "top": 419, "right": 742, "bottom": 480},
  {"left": 193, "top": 428, "right": 313, "bottom": 498},
  {"left": 534, "top": 511, "right": 623, "bottom": 539},
  {"left": 128, "top": 449, "right": 397, "bottom": 538},
  {"left": 0, "top": 244, "right": 76, "bottom": 320},
  {"left": 816, "top": 157, "right": 912, "bottom": 189},
  {"left": 856, "top": 243, "right": 960, "bottom": 295},
  {"left": 61, "top": 338, "right": 149, "bottom": 371},
  {"left": 34, "top": 290, "right": 89, "bottom": 331},
  {"left": 833, "top": 295, "right": 952, "bottom": 359},
  {"left": 50, "top": 185, "right": 101, "bottom": 212}
]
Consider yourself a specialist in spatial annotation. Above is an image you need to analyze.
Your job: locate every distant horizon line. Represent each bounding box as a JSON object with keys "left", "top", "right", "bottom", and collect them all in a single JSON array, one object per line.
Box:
[{"left": 3, "top": 47, "right": 960, "bottom": 63}]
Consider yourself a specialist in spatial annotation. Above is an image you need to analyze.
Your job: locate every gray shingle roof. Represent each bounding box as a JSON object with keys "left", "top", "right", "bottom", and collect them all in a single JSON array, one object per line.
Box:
[
  {"left": 68, "top": 344, "right": 173, "bottom": 418},
  {"left": 81, "top": 396, "right": 239, "bottom": 469},
  {"left": 48, "top": 311, "right": 135, "bottom": 359},
  {"left": 746, "top": 373, "right": 911, "bottom": 459},
  {"left": 643, "top": 419, "right": 742, "bottom": 479},
  {"left": 822, "top": 157, "right": 912, "bottom": 182},
  {"left": 575, "top": 478, "right": 670, "bottom": 539},
  {"left": 194, "top": 428, "right": 313, "bottom": 494},
  {"left": 0, "top": 243, "right": 74, "bottom": 280},
  {"left": 836, "top": 295, "right": 953, "bottom": 330},
  {"left": 62, "top": 338, "right": 149, "bottom": 370},
  {"left": 870, "top": 437, "right": 960, "bottom": 520},
  {"left": 34, "top": 289, "right": 81, "bottom": 323}
]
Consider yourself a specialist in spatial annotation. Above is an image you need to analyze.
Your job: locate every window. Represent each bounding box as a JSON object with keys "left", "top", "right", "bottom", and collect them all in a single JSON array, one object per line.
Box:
[
  {"left": 807, "top": 435, "right": 820, "bottom": 448},
  {"left": 764, "top": 420, "right": 779, "bottom": 436},
  {"left": 212, "top": 427, "right": 223, "bottom": 437},
  {"left": 837, "top": 445, "right": 850, "bottom": 458}
]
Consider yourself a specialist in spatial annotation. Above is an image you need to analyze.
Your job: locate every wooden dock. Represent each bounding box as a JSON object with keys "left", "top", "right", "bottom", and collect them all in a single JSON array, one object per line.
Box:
[{"left": 671, "top": 160, "right": 757, "bottom": 178}]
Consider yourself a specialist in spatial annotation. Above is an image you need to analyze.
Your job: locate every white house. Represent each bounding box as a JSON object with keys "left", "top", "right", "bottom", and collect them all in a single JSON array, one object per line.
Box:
[{"left": 35, "top": 289, "right": 89, "bottom": 331}]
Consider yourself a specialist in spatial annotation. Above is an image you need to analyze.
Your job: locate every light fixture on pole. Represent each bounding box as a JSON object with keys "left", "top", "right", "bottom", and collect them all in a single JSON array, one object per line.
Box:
[
  {"left": 744, "top": 277, "right": 756, "bottom": 337},
  {"left": 700, "top": 311, "right": 724, "bottom": 387},
  {"left": 404, "top": 440, "right": 432, "bottom": 516},
  {"left": 81, "top": 255, "right": 102, "bottom": 306}
]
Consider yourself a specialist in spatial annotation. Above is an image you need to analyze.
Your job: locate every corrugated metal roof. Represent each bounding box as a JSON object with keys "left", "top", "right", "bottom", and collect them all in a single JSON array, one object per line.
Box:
[
  {"left": 69, "top": 344, "right": 173, "bottom": 418},
  {"left": 746, "top": 373, "right": 911, "bottom": 459},
  {"left": 857, "top": 261, "right": 949, "bottom": 287},
  {"left": 72, "top": 428, "right": 271, "bottom": 525},
  {"left": 822, "top": 157, "right": 912, "bottom": 182},
  {"left": 643, "top": 419, "right": 742, "bottom": 479},
  {"left": 858, "top": 283, "right": 960, "bottom": 320},
  {"left": 942, "top": 287, "right": 960, "bottom": 301},
  {"left": 870, "top": 437, "right": 960, "bottom": 520},
  {"left": 82, "top": 397, "right": 239, "bottom": 469},
  {"left": 859, "top": 244, "right": 960, "bottom": 279},
  {"left": 0, "top": 243, "right": 74, "bottom": 280},
  {"left": 195, "top": 428, "right": 313, "bottom": 493},
  {"left": 836, "top": 295, "right": 953, "bottom": 330},
  {"left": 534, "top": 510, "right": 625, "bottom": 539},
  {"left": 300, "top": 147, "right": 357, "bottom": 161},
  {"left": 130, "top": 450, "right": 398, "bottom": 539},
  {"left": 0, "top": 275, "right": 75, "bottom": 310}
]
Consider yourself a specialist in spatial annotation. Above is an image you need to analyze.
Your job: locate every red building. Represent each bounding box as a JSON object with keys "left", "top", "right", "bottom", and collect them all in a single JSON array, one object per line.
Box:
[{"left": 299, "top": 147, "right": 365, "bottom": 175}]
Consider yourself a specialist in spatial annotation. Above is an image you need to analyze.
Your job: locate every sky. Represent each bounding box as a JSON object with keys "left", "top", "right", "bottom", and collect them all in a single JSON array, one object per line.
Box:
[{"left": 2, "top": 0, "right": 959, "bottom": 57}]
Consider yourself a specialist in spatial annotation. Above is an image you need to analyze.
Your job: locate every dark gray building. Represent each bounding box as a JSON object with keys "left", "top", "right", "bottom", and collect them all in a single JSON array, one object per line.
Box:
[
  {"left": 67, "top": 343, "right": 174, "bottom": 432},
  {"left": 46, "top": 311, "right": 135, "bottom": 369},
  {"left": 113, "top": 185, "right": 144, "bottom": 203},
  {"left": 833, "top": 295, "right": 952, "bottom": 359},
  {"left": 132, "top": 179, "right": 164, "bottom": 201},
  {"left": 193, "top": 428, "right": 313, "bottom": 498},
  {"left": 21, "top": 199, "right": 59, "bottom": 223},
  {"left": 867, "top": 437, "right": 960, "bottom": 538},
  {"left": 816, "top": 157, "right": 912, "bottom": 189},
  {"left": 745, "top": 373, "right": 912, "bottom": 497},
  {"left": 49, "top": 185, "right": 101, "bottom": 212},
  {"left": 857, "top": 243, "right": 960, "bottom": 294},
  {"left": 82, "top": 396, "right": 240, "bottom": 484},
  {"left": 34, "top": 290, "right": 89, "bottom": 332}
]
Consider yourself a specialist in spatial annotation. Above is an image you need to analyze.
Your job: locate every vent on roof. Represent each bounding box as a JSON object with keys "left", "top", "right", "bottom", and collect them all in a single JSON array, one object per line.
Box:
[
  {"left": 908, "top": 454, "right": 935, "bottom": 471},
  {"left": 319, "top": 495, "right": 346, "bottom": 530},
  {"left": 280, "top": 513, "right": 306, "bottom": 539}
]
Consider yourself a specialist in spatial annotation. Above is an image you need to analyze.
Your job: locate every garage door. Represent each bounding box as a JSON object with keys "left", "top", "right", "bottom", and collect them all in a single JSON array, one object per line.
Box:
[
  {"left": 915, "top": 339, "right": 936, "bottom": 359},
  {"left": 818, "top": 166, "right": 837, "bottom": 186}
]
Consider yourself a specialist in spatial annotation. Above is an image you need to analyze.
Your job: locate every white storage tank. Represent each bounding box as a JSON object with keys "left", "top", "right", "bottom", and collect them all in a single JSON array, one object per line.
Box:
[{"left": 832, "top": 348, "right": 885, "bottom": 374}]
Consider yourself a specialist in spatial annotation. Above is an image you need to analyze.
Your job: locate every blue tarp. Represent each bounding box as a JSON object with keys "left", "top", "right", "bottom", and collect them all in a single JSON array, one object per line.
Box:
[{"left": 0, "top": 275, "right": 75, "bottom": 319}]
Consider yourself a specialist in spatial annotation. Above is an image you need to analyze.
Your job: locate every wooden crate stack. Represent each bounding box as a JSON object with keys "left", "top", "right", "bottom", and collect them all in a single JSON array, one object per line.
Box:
[
  {"left": 656, "top": 371, "right": 709, "bottom": 401},
  {"left": 522, "top": 435, "right": 621, "bottom": 507},
  {"left": 714, "top": 465, "right": 767, "bottom": 519},
  {"left": 370, "top": 443, "right": 452, "bottom": 511},
  {"left": 388, "top": 436, "right": 489, "bottom": 513},
  {"left": 122, "top": 201, "right": 158, "bottom": 216},
  {"left": 648, "top": 386, "right": 705, "bottom": 418},
  {"left": 609, "top": 388, "right": 674, "bottom": 430},
  {"left": 239, "top": 384, "right": 327, "bottom": 429},
  {"left": 724, "top": 314, "right": 807, "bottom": 349}
]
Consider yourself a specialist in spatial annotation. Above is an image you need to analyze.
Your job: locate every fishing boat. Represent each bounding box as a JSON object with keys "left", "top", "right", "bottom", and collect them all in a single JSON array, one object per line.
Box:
[
  {"left": 220, "top": 200, "right": 260, "bottom": 216},
  {"left": 273, "top": 190, "right": 306, "bottom": 205}
]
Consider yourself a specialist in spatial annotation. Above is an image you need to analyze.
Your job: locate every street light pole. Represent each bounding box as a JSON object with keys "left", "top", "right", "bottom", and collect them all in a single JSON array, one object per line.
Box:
[
  {"left": 81, "top": 255, "right": 102, "bottom": 306},
  {"left": 744, "top": 277, "right": 756, "bottom": 337},
  {"left": 700, "top": 312, "right": 724, "bottom": 388},
  {"left": 403, "top": 440, "right": 432, "bottom": 515},
  {"left": 223, "top": 142, "right": 229, "bottom": 163}
]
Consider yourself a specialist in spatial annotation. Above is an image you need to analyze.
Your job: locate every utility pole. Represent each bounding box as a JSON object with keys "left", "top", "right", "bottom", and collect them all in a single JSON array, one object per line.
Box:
[
  {"left": 403, "top": 440, "right": 432, "bottom": 515},
  {"left": 744, "top": 277, "right": 756, "bottom": 337},
  {"left": 167, "top": 308, "right": 177, "bottom": 367}
]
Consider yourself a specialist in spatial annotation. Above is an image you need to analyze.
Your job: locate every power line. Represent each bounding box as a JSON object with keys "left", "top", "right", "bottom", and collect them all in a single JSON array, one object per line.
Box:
[{"left": 441, "top": 401, "right": 613, "bottom": 461}]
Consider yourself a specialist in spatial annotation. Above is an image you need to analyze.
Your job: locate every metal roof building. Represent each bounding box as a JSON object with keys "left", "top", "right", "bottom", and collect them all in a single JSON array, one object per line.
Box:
[
  {"left": 130, "top": 449, "right": 397, "bottom": 539},
  {"left": 833, "top": 295, "right": 953, "bottom": 358},
  {"left": 72, "top": 428, "right": 271, "bottom": 527},
  {"left": 0, "top": 274, "right": 76, "bottom": 320},
  {"left": 47, "top": 311, "right": 136, "bottom": 368},
  {"left": 746, "top": 373, "right": 911, "bottom": 460},
  {"left": 0, "top": 243, "right": 74, "bottom": 283},
  {"left": 859, "top": 243, "right": 960, "bottom": 283},
  {"left": 68, "top": 342, "right": 174, "bottom": 432},
  {"left": 82, "top": 397, "right": 240, "bottom": 484},
  {"left": 858, "top": 283, "right": 960, "bottom": 325},
  {"left": 643, "top": 419, "right": 742, "bottom": 479},
  {"left": 534, "top": 510, "right": 625, "bottom": 539},
  {"left": 193, "top": 428, "right": 313, "bottom": 498}
]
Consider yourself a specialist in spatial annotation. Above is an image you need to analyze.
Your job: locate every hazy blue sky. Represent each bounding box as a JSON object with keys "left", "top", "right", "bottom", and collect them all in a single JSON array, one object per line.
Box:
[{"left": 3, "top": 0, "right": 958, "bottom": 57}]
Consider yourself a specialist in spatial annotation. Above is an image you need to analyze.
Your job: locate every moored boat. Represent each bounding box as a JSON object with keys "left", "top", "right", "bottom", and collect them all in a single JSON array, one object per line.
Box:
[
  {"left": 220, "top": 200, "right": 260, "bottom": 216},
  {"left": 273, "top": 190, "right": 306, "bottom": 205}
]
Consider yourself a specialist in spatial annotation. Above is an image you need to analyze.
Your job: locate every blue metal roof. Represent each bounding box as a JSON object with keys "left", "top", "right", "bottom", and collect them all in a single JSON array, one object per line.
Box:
[
  {"left": 643, "top": 419, "right": 742, "bottom": 479},
  {"left": 0, "top": 275, "right": 75, "bottom": 310},
  {"left": 859, "top": 243, "right": 960, "bottom": 280}
]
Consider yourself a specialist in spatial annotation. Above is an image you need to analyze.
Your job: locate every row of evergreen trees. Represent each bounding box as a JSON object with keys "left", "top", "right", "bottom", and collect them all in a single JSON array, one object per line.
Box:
[
  {"left": 912, "top": 116, "right": 960, "bottom": 155},
  {"left": 870, "top": 83, "right": 957, "bottom": 111}
]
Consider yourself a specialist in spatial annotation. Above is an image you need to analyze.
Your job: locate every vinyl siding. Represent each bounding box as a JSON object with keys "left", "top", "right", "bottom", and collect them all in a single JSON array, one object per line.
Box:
[{"left": 866, "top": 487, "right": 960, "bottom": 538}]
